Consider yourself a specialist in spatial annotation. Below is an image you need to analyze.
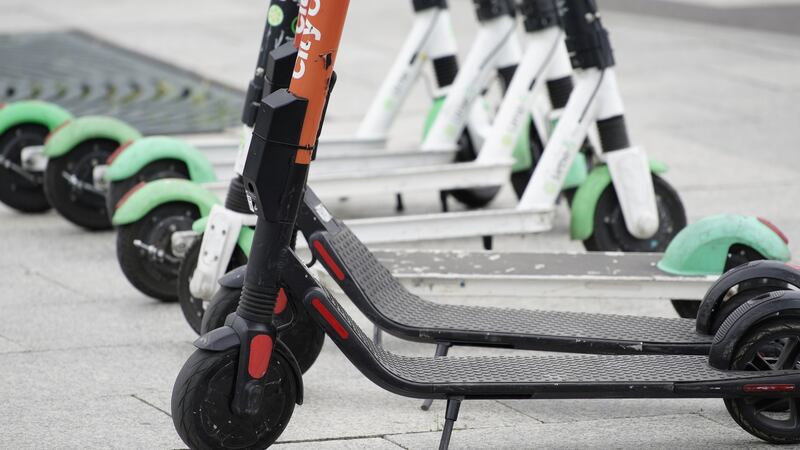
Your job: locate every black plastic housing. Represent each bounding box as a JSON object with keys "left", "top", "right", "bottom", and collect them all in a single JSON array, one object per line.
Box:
[
  {"left": 473, "top": 0, "right": 515, "bottom": 22},
  {"left": 243, "top": 90, "right": 307, "bottom": 222},
  {"left": 560, "top": 0, "right": 615, "bottom": 70},
  {"left": 519, "top": 0, "right": 561, "bottom": 32},
  {"left": 241, "top": 0, "right": 300, "bottom": 127},
  {"left": 413, "top": 0, "right": 447, "bottom": 12}
]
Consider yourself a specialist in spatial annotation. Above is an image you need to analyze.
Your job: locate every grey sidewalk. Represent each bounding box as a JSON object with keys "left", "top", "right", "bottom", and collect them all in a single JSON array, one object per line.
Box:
[{"left": 2, "top": 1, "right": 800, "bottom": 448}]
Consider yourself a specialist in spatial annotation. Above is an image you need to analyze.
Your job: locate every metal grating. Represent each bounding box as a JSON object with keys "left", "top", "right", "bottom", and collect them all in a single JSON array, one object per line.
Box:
[{"left": 0, "top": 30, "right": 244, "bottom": 134}]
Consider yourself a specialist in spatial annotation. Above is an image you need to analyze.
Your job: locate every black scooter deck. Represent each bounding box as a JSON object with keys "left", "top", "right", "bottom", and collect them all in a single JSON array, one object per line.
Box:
[
  {"left": 308, "top": 287, "right": 795, "bottom": 399},
  {"left": 304, "top": 202, "right": 711, "bottom": 355}
]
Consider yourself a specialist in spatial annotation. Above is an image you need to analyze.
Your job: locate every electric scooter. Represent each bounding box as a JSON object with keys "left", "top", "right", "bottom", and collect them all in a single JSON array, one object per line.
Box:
[
  {"left": 171, "top": 3, "right": 800, "bottom": 447},
  {"left": 114, "top": 0, "right": 536, "bottom": 303}
]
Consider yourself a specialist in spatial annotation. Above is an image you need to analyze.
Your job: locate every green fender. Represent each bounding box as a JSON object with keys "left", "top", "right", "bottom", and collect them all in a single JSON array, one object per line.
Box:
[
  {"left": 191, "top": 216, "right": 254, "bottom": 255},
  {"left": 657, "top": 215, "right": 791, "bottom": 276},
  {"left": 43, "top": 115, "right": 141, "bottom": 158},
  {"left": 422, "top": 97, "right": 531, "bottom": 171},
  {"left": 0, "top": 100, "right": 73, "bottom": 136},
  {"left": 111, "top": 178, "right": 219, "bottom": 226},
  {"left": 570, "top": 159, "right": 668, "bottom": 241},
  {"left": 105, "top": 136, "right": 217, "bottom": 183}
]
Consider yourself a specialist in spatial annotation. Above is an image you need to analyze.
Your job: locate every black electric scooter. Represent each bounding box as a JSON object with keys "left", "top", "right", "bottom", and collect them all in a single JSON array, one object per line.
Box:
[{"left": 171, "top": 2, "right": 800, "bottom": 448}]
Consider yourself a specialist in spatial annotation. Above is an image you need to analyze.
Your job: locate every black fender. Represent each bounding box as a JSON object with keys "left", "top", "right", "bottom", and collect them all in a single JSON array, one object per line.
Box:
[
  {"left": 193, "top": 325, "right": 304, "bottom": 404},
  {"left": 697, "top": 261, "right": 800, "bottom": 335},
  {"left": 218, "top": 265, "right": 248, "bottom": 289},
  {"left": 708, "top": 290, "right": 800, "bottom": 370}
]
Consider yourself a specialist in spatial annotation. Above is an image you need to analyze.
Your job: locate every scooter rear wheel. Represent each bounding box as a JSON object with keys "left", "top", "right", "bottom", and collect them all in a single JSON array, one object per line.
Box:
[
  {"left": 670, "top": 246, "right": 778, "bottom": 319},
  {"left": 446, "top": 131, "right": 501, "bottom": 209},
  {"left": 43, "top": 138, "right": 119, "bottom": 230},
  {"left": 202, "top": 285, "right": 325, "bottom": 374},
  {"left": 172, "top": 347, "right": 296, "bottom": 450},
  {"left": 116, "top": 202, "right": 199, "bottom": 302},
  {"left": 178, "top": 237, "right": 247, "bottom": 334},
  {"left": 583, "top": 174, "right": 686, "bottom": 253},
  {"left": 0, "top": 124, "right": 51, "bottom": 213},
  {"left": 106, "top": 160, "right": 189, "bottom": 221},
  {"left": 725, "top": 319, "right": 800, "bottom": 444}
]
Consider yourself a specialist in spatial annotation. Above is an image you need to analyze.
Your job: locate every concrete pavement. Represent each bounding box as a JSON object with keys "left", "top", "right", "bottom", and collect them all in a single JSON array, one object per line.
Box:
[{"left": 2, "top": 0, "right": 800, "bottom": 448}]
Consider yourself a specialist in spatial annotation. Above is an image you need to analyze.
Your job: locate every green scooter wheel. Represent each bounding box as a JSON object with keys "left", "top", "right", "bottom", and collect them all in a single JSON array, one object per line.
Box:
[
  {"left": 43, "top": 138, "right": 118, "bottom": 230},
  {"left": 202, "top": 284, "right": 325, "bottom": 374},
  {"left": 106, "top": 160, "right": 189, "bottom": 221},
  {"left": 583, "top": 174, "right": 686, "bottom": 253},
  {"left": 116, "top": 202, "right": 199, "bottom": 302},
  {"left": 0, "top": 124, "right": 51, "bottom": 213},
  {"left": 172, "top": 347, "right": 297, "bottom": 450}
]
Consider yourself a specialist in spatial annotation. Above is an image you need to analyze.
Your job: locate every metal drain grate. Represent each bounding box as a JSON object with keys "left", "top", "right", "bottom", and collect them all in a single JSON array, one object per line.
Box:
[{"left": 0, "top": 30, "right": 244, "bottom": 135}]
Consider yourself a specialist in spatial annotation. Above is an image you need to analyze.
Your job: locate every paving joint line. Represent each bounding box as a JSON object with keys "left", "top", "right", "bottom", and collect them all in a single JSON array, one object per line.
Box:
[{"left": 132, "top": 394, "right": 172, "bottom": 418}]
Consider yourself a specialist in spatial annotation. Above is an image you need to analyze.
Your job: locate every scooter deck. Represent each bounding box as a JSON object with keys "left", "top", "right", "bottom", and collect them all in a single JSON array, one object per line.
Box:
[
  {"left": 373, "top": 249, "right": 714, "bottom": 300},
  {"left": 309, "top": 287, "right": 795, "bottom": 399},
  {"left": 309, "top": 218, "right": 711, "bottom": 355}
]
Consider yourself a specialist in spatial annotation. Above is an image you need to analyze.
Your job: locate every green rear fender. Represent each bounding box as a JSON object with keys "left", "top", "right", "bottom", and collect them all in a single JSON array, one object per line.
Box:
[
  {"left": 112, "top": 178, "right": 219, "bottom": 226},
  {"left": 105, "top": 136, "right": 217, "bottom": 183},
  {"left": 43, "top": 115, "right": 141, "bottom": 158},
  {"left": 0, "top": 100, "right": 73, "bottom": 136},
  {"left": 657, "top": 215, "right": 791, "bottom": 276},
  {"left": 570, "top": 160, "right": 668, "bottom": 241},
  {"left": 190, "top": 216, "right": 254, "bottom": 255}
]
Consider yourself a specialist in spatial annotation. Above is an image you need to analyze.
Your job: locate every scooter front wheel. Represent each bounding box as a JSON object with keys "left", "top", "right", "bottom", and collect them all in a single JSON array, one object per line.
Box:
[
  {"left": 583, "top": 174, "right": 686, "bottom": 253},
  {"left": 116, "top": 202, "right": 199, "bottom": 302},
  {"left": 172, "top": 347, "right": 297, "bottom": 450},
  {"left": 43, "top": 138, "right": 119, "bottom": 230},
  {"left": 725, "top": 319, "right": 800, "bottom": 444},
  {"left": 202, "top": 285, "right": 325, "bottom": 374},
  {"left": 0, "top": 124, "right": 51, "bottom": 213},
  {"left": 178, "top": 237, "right": 247, "bottom": 334},
  {"left": 106, "top": 160, "right": 189, "bottom": 220}
]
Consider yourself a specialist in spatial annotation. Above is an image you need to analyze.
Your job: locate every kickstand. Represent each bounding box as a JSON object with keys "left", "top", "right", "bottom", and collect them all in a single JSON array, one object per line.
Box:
[
  {"left": 421, "top": 343, "right": 452, "bottom": 411},
  {"left": 438, "top": 397, "right": 463, "bottom": 450},
  {"left": 439, "top": 191, "right": 450, "bottom": 212},
  {"left": 395, "top": 194, "right": 405, "bottom": 213},
  {"left": 372, "top": 326, "right": 383, "bottom": 347}
]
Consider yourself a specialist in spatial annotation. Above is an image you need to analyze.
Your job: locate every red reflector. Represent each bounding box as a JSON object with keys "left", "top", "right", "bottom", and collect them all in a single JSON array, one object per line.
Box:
[
  {"left": 248, "top": 335, "right": 274, "bottom": 379},
  {"left": 743, "top": 384, "right": 795, "bottom": 393},
  {"left": 274, "top": 288, "right": 288, "bottom": 315},
  {"left": 106, "top": 140, "right": 134, "bottom": 164},
  {"left": 311, "top": 298, "right": 349, "bottom": 339},
  {"left": 45, "top": 120, "right": 71, "bottom": 144},
  {"left": 0, "top": 103, "right": 6, "bottom": 110},
  {"left": 312, "top": 240, "right": 345, "bottom": 281},
  {"left": 115, "top": 181, "right": 146, "bottom": 210},
  {"left": 758, "top": 217, "right": 789, "bottom": 244}
]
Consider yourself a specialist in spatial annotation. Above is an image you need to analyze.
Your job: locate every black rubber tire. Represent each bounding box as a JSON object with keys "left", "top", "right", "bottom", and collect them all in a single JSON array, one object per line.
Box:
[
  {"left": 172, "top": 347, "right": 296, "bottom": 450},
  {"left": 178, "top": 236, "right": 247, "bottom": 334},
  {"left": 106, "top": 159, "right": 189, "bottom": 221},
  {"left": 116, "top": 202, "right": 199, "bottom": 302},
  {"left": 202, "top": 285, "right": 325, "bottom": 374},
  {"left": 583, "top": 174, "right": 686, "bottom": 253},
  {"left": 43, "top": 138, "right": 119, "bottom": 230},
  {"left": 725, "top": 319, "right": 800, "bottom": 444},
  {"left": 446, "top": 130, "right": 501, "bottom": 209},
  {"left": 0, "top": 124, "right": 51, "bottom": 213}
]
